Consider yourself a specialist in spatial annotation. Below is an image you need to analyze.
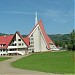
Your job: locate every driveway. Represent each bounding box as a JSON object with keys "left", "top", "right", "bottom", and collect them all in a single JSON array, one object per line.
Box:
[{"left": 0, "top": 55, "right": 62, "bottom": 75}]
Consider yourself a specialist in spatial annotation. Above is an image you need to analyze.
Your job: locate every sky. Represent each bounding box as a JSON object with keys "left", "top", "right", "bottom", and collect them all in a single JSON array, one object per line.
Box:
[{"left": 0, "top": 0, "right": 74, "bottom": 35}]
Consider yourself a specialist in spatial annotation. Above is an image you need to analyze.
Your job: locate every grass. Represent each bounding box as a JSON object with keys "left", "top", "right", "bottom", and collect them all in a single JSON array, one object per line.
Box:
[
  {"left": 0, "top": 57, "right": 11, "bottom": 61},
  {"left": 12, "top": 51, "right": 75, "bottom": 74}
]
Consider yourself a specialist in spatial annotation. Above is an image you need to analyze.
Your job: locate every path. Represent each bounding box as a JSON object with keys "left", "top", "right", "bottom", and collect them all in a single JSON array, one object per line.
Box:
[{"left": 0, "top": 55, "right": 62, "bottom": 75}]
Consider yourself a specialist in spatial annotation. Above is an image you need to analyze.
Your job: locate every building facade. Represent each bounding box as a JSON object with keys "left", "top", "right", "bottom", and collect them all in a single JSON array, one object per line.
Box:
[
  {"left": 28, "top": 20, "right": 59, "bottom": 52},
  {"left": 0, "top": 20, "right": 59, "bottom": 56}
]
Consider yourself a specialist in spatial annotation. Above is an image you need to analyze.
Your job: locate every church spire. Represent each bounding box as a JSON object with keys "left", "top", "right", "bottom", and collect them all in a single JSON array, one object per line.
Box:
[{"left": 35, "top": 11, "right": 38, "bottom": 25}]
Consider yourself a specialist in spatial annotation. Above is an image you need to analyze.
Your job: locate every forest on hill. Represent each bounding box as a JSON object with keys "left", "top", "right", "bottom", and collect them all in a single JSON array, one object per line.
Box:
[
  {"left": 0, "top": 30, "right": 75, "bottom": 51},
  {"left": 0, "top": 33, "right": 8, "bottom": 36},
  {"left": 0, "top": 33, "right": 70, "bottom": 46},
  {"left": 49, "top": 34, "right": 70, "bottom": 47}
]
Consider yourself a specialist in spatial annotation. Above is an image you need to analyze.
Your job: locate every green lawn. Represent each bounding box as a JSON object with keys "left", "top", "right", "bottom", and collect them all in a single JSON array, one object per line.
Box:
[
  {"left": 12, "top": 51, "right": 75, "bottom": 74},
  {"left": 0, "top": 57, "right": 11, "bottom": 61}
]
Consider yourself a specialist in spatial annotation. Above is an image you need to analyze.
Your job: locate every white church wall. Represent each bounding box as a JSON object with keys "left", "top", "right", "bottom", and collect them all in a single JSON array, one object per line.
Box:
[
  {"left": 30, "top": 24, "right": 49, "bottom": 52},
  {"left": 38, "top": 25, "right": 49, "bottom": 52},
  {"left": 33, "top": 26, "right": 41, "bottom": 52},
  {"left": 40, "top": 34, "right": 48, "bottom": 52}
]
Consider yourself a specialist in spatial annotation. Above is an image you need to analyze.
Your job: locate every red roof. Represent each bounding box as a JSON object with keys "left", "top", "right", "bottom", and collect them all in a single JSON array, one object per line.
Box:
[
  {"left": 0, "top": 35, "right": 14, "bottom": 49},
  {"left": 28, "top": 19, "right": 54, "bottom": 49},
  {"left": 23, "top": 36, "right": 30, "bottom": 46}
]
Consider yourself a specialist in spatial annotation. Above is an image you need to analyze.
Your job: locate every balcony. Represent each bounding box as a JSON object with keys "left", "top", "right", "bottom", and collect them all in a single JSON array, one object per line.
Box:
[
  {"left": 8, "top": 46, "right": 17, "bottom": 49},
  {"left": 8, "top": 51, "right": 24, "bottom": 55}
]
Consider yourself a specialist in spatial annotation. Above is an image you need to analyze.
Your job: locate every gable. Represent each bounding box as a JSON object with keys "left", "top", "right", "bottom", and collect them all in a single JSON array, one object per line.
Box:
[
  {"left": 16, "top": 33, "right": 27, "bottom": 47},
  {"left": 8, "top": 32, "right": 28, "bottom": 48},
  {"left": 28, "top": 20, "right": 55, "bottom": 49},
  {"left": 28, "top": 25, "right": 39, "bottom": 37}
]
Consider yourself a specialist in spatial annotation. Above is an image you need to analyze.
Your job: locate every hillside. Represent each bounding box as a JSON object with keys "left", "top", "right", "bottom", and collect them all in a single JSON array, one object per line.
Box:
[
  {"left": 0, "top": 33, "right": 70, "bottom": 41},
  {"left": 48, "top": 34, "right": 71, "bottom": 47},
  {"left": 0, "top": 33, "right": 7, "bottom": 36},
  {"left": 49, "top": 34, "right": 70, "bottom": 41},
  {"left": 0, "top": 33, "right": 12, "bottom": 36},
  {"left": 0, "top": 33, "right": 70, "bottom": 47}
]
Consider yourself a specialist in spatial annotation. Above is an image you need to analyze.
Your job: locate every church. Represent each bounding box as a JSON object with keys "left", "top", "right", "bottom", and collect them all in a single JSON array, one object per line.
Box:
[
  {"left": 28, "top": 19, "right": 58, "bottom": 53},
  {"left": 0, "top": 15, "right": 59, "bottom": 56}
]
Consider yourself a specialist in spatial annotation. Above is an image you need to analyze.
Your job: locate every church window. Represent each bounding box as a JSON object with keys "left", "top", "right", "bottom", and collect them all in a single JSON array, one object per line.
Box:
[
  {"left": 18, "top": 39, "right": 21, "bottom": 41},
  {"left": 31, "top": 34, "right": 33, "bottom": 37},
  {"left": 18, "top": 43, "right": 21, "bottom": 46},
  {"left": 22, "top": 43, "right": 24, "bottom": 46}
]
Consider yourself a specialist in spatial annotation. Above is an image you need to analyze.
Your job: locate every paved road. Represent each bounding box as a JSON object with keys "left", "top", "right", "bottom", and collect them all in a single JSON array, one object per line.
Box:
[{"left": 0, "top": 55, "right": 62, "bottom": 75}]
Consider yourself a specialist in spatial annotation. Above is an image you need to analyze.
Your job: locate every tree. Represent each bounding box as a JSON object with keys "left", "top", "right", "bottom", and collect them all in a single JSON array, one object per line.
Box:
[{"left": 69, "top": 30, "right": 75, "bottom": 51}]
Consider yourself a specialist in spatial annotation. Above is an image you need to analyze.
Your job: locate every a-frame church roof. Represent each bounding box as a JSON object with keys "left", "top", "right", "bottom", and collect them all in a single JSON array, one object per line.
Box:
[{"left": 27, "top": 19, "right": 55, "bottom": 49}]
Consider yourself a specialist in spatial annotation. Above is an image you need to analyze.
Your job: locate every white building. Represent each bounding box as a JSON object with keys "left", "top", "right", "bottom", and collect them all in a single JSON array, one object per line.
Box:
[
  {"left": 0, "top": 20, "right": 59, "bottom": 56},
  {"left": 28, "top": 19, "right": 59, "bottom": 52},
  {"left": 0, "top": 32, "right": 29, "bottom": 56}
]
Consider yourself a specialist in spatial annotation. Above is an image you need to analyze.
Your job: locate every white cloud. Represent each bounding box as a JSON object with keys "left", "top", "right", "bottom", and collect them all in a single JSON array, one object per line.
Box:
[
  {"left": 0, "top": 10, "right": 73, "bottom": 25},
  {"left": 0, "top": 11, "right": 34, "bottom": 15}
]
